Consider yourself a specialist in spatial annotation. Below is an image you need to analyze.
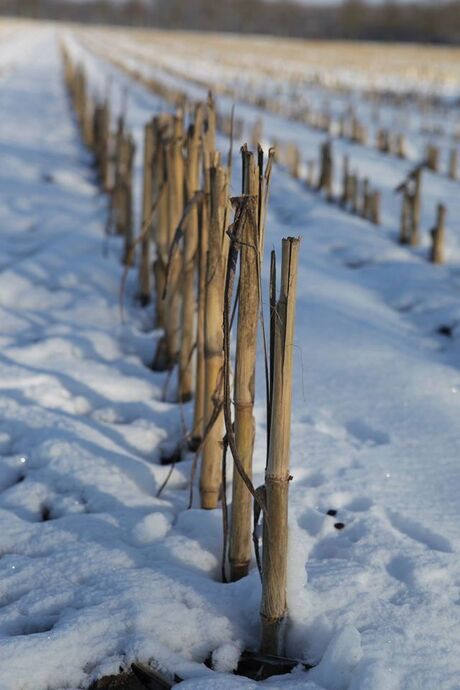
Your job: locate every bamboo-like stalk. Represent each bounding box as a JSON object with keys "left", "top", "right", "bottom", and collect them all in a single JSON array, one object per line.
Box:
[
  {"left": 120, "top": 134, "right": 135, "bottom": 266},
  {"left": 204, "top": 92, "right": 216, "bottom": 155},
  {"left": 306, "top": 160, "right": 315, "bottom": 189},
  {"left": 152, "top": 115, "right": 171, "bottom": 335},
  {"left": 287, "top": 144, "right": 300, "bottom": 179},
  {"left": 138, "top": 120, "right": 155, "bottom": 306},
  {"left": 229, "top": 149, "right": 260, "bottom": 581},
  {"left": 83, "top": 98, "right": 95, "bottom": 151},
  {"left": 100, "top": 101, "right": 110, "bottom": 192},
  {"left": 163, "top": 114, "right": 185, "bottom": 371},
  {"left": 410, "top": 168, "right": 422, "bottom": 246},
  {"left": 200, "top": 159, "right": 228, "bottom": 509},
  {"left": 449, "top": 149, "right": 457, "bottom": 180},
  {"left": 351, "top": 174, "right": 359, "bottom": 214},
  {"left": 371, "top": 191, "right": 381, "bottom": 225},
  {"left": 110, "top": 114, "right": 125, "bottom": 233},
  {"left": 92, "top": 104, "right": 104, "bottom": 172},
  {"left": 318, "top": 141, "right": 333, "bottom": 198},
  {"left": 430, "top": 203, "right": 446, "bottom": 264},
  {"left": 191, "top": 194, "right": 208, "bottom": 447},
  {"left": 426, "top": 144, "right": 439, "bottom": 172},
  {"left": 341, "top": 155, "right": 349, "bottom": 205},
  {"left": 344, "top": 170, "right": 354, "bottom": 207},
  {"left": 191, "top": 104, "right": 215, "bottom": 444},
  {"left": 360, "top": 178, "right": 369, "bottom": 218},
  {"left": 261, "top": 236, "right": 300, "bottom": 656},
  {"left": 400, "top": 189, "right": 411, "bottom": 244},
  {"left": 179, "top": 106, "right": 204, "bottom": 403},
  {"left": 396, "top": 134, "right": 406, "bottom": 159}
]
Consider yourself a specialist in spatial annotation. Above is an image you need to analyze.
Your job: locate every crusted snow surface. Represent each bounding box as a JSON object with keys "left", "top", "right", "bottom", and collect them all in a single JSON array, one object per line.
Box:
[{"left": 0, "top": 25, "right": 459, "bottom": 690}]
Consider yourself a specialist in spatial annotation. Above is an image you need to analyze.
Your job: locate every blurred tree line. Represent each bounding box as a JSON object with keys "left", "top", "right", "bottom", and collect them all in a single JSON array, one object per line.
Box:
[{"left": 1, "top": 0, "right": 460, "bottom": 44}]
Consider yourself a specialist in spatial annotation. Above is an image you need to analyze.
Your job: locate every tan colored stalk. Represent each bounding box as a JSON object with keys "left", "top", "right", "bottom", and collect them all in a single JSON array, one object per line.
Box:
[
  {"left": 111, "top": 115, "right": 125, "bottom": 235},
  {"left": 400, "top": 189, "right": 411, "bottom": 244},
  {"left": 261, "top": 236, "right": 300, "bottom": 656},
  {"left": 100, "top": 101, "right": 110, "bottom": 191},
  {"left": 152, "top": 115, "right": 171, "bottom": 334},
  {"left": 318, "top": 141, "right": 333, "bottom": 199},
  {"left": 200, "top": 158, "right": 228, "bottom": 510},
  {"left": 430, "top": 203, "right": 446, "bottom": 264},
  {"left": 287, "top": 144, "right": 300, "bottom": 179},
  {"left": 449, "top": 149, "right": 457, "bottom": 180},
  {"left": 138, "top": 121, "right": 155, "bottom": 306},
  {"left": 371, "top": 191, "right": 381, "bottom": 225},
  {"left": 229, "top": 148, "right": 260, "bottom": 581},
  {"left": 426, "top": 144, "right": 439, "bottom": 172},
  {"left": 410, "top": 168, "right": 422, "bottom": 246},
  {"left": 163, "top": 114, "right": 185, "bottom": 370},
  {"left": 351, "top": 174, "right": 359, "bottom": 214},
  {"left": 396, "top": 134, "right": 406, "bottom": 159},
  {"left": 191, "top": 189, "right": 209, "bottom": 446},
  {"left": 120, "top": 134, "right": 135, "bottom": 266},
  {"left": 361, "top": 178, "right": 369, "bottom": 218},
  {"left": 191, "top": 98, "right": 218, "bottom": 441},
  {"left": 341, "top": 155, "right": 349, "bottom": 205},
  {"left": 83, "top": 98, "right": 95, "bottom": 151},
  {"left": 306, "top": 160, "right": 316, "bottom": 188},
  {"left": 179, "top": 106, "right": 204, "bottom": 403}
]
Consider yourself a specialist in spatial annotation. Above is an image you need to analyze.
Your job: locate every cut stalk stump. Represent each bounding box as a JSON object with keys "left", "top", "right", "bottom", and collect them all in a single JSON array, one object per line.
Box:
[
  {"left": 132, "top": 662, "right": 181, "bottom": 689},
  {"left": 235, "top": 650, "right": 312, "bottom": 681}
]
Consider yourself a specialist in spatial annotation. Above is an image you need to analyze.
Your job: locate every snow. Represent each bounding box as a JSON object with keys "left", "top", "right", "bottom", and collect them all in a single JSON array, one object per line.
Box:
[{"left": 0, "top": 20, "right": 460, "bottom": 690}]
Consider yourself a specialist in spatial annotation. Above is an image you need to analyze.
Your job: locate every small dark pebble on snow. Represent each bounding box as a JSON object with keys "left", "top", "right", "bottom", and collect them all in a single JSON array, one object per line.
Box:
[
  {"left": 334, "top": 522, "right": 345, "bottom": 530},
  {"left": 41, "top": 505, "right": 51, "bottom": 522},
  {"left": 89, "top": 672, "right": 145, "bottom": 690},
  {"left": 437, "top": 325, "right": 453, "bottom": 337},
  {"left": 41, "top": 172, "right": 54, "bottom": 184},
  {"left": 327, "top": 509, "right": 337, "bottom": 517}
]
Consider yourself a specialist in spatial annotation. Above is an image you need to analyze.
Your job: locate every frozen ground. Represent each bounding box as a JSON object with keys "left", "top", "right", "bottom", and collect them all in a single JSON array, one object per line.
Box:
[{"left": 0, "top": 25, "right": 460, "bottom": 690}]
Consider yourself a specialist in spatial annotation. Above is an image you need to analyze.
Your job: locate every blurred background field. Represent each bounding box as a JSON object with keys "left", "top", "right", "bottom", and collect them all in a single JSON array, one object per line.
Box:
[{"left": 2, "top": 0, "right": 460, "bottom": 44}]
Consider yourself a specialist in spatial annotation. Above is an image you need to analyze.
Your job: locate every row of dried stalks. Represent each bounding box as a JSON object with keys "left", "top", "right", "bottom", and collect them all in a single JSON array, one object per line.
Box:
[
  {"left": 86, "top": 33, "right": 460, "bottom": 183},
  {"left": 80, "top": 38, "right": 449, "bottom": 267},
  {"left": 63, "top": 46, "right": 301, "bottom": 659},
  {"left": 274, "top": 134, "right": 446, "bottom": 264}
]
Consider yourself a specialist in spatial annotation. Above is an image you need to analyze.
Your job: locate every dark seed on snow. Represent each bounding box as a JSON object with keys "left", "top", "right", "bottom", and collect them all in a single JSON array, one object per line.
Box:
[
  {"left": 437, "top": 325, "right": 453, "bottom": 337},
  {"left": 327, "top": 509, "right": 337, "bottom": 517},
  {"left": 41, "top": 505, "right": 51, "bottom": 521},
  {"left": 334, "top": 522, "right": 345, "bottom": 530}
]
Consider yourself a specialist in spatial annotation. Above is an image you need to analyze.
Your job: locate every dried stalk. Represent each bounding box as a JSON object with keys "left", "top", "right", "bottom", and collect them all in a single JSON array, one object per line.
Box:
[
  {"left": 179, "top": 106, "right": 204, "bottom": 403},
  {"left": 229, "top": 149, "right": 260, "bottom": 581},
  {"left": 426, "top": 144, "right": 439, "bottom": 172},
  {"left": 370, "top": 191, "right": 381, "bottom": 225},
  {"left": 152, "top": 115, "right": 171, "bottom": 333},
  {"left": 410, "top": 168, "right": 422, "bottom": 246},
  {"left": 449, "top": 149, "right": 457, "bottom": 180},
  {"left": 118, "top": 134, "right": 135, "bottom": 265},
  {"left": 191, "top": 180, "right": 209, "bottom": 446},
  {"left": 400, "top": 189, "right": 411, "bottom": 244},
  {"left": 430, "top": 203, "right": 446, "bottom": 264},
  {"left": 200, "top": 159, "right": 228, "bottom": 509},
  {"left": 161, "top": 114, "right": 185, "bottom": 371},
  {"left": 360, "top": 178, "right": 369, "bottom": 218},
  {"left": 317, "top": 141, "right": 333, "bottom": 198},
  {"left": 341, "top": 155, "right": 349, "bottom": 205},
  {"left": 191, "top": 104, "right": 215, "bottom": 443},
  {"left": 138, "top": 121, "right": 155, "bottom": 306},
  {"left": 261, "top": 237, "right": 300, "bottom": 656}
]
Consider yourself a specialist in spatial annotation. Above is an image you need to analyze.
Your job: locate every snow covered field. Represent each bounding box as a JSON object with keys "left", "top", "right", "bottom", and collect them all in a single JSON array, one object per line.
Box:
[{"left": 0, "top": 22, "right": 460, "bottom": 690}]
